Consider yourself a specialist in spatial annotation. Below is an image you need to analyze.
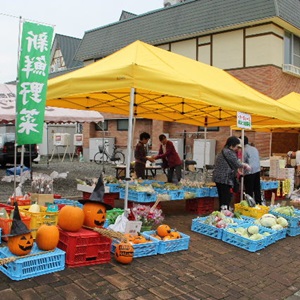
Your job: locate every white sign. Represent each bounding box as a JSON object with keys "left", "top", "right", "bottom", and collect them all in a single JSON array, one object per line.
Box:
[{"left": 237, "top": 112, "right": 251, "bottom": 129}]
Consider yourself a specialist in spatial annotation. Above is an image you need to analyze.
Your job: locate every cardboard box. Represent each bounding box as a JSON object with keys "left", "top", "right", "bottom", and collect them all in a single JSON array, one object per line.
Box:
[{"left": 31, "top": 193, "right": 54, "bottom": 206}]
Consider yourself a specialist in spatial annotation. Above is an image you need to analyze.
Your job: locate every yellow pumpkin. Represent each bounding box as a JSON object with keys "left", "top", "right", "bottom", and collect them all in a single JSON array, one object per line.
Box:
[
  {"left": 8, "top": 233, "right": 34, "bottom": 256},
  {"left": 36, "top": 224, "right": 59, "bottom": 251}
]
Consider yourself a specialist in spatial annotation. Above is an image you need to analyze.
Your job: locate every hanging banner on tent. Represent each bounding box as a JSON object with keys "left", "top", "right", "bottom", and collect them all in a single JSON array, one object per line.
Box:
[
  {"left": 16, "top": 21, "right": 54, "bottom": 145},
  {"left": 237, "top": 111, "right": 251, "bottom": 129}
]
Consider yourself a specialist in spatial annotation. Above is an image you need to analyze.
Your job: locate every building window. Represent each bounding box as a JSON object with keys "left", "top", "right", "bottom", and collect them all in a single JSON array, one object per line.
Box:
[
  {"left": 95, "top": 120, "right": 108, "bottom": 131},
  {"left": 198, "top": 126, "right": 219, "bottom": 132},
  {"left": 284, "top": 32, "right": 300, "bottom": 75},
  {"left": 117, "top": 119, "right": 129, "bottom": 131}
]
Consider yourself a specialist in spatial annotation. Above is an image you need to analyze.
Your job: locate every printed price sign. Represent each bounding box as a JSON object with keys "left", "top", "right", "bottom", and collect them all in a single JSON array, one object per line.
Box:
[{"left": 237, "top": 112, "right": 251, "bottom": 129}]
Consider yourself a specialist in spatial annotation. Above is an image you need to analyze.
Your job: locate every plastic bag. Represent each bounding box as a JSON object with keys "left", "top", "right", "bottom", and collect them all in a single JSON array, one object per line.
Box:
[{"left": 107, "top": 212, "right": 129, "bottom": 233}]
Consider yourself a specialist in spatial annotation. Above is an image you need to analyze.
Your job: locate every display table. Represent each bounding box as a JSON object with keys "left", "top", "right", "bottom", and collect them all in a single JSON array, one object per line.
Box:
[{"left": 113, "top": 165, "right": 162, "bottom": 179}]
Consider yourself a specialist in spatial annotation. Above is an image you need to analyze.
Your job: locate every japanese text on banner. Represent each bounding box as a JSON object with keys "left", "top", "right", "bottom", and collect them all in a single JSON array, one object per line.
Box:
[
  {"left": 16, "top": 21, "right": 54, "bottom": 145},
  {"left": 237, "top": 112, "right": 252, "bottom": 129}
]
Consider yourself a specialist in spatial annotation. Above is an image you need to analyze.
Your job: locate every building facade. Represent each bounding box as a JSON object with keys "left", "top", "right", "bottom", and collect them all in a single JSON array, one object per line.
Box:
[{"left": 60, "top": 0, "right": 300, "bottom": 159}]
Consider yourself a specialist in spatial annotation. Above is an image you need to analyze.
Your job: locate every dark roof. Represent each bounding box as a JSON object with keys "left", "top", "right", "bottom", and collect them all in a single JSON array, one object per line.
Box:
[
  {"left": 75, "top": 0, "right": 300, "bottom": 61},
  {"left": 51, "top": 34, "right": 83, "bottom": 69},
  {"left": 48, "top": 66, "right": 83, "bottom": 79},
  {"left": 119, "top": 10, "right": 137, "bottom": 21}
]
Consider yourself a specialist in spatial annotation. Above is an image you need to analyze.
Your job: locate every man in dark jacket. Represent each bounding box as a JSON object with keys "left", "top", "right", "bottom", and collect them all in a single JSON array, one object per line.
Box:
[{"left": 153, "top": 134, "right": 182, "bottom": 183}]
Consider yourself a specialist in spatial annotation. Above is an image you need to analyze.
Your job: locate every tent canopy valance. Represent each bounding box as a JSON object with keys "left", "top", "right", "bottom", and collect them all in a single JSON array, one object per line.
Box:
[{"left": 46, "top": 40, "right": 299, "bottom": 127}]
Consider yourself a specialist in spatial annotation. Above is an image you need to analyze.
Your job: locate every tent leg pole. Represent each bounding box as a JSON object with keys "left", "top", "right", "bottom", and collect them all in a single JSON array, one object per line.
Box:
[{"left": 124, "top": 88, "right": 135, "bottom": 211}]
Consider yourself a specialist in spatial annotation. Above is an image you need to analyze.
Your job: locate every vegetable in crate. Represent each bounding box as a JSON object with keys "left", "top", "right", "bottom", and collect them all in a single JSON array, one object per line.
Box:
[
  {"left": 254, "top": 214, "right": 288, "bottom": 230},
  {"left": 272, "top": 206, "right": 296, "bottom": 217}
]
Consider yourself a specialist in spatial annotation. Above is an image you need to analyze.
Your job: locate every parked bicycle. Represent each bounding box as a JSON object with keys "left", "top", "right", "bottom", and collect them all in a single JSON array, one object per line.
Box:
[{"left": 94, "top": 142, "right": 125, "bottom": 165}]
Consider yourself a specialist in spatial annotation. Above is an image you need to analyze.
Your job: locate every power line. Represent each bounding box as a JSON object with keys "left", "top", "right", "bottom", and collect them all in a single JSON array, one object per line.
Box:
[{"left": 0, "top": 12, "right": 55, "bottom": 27}]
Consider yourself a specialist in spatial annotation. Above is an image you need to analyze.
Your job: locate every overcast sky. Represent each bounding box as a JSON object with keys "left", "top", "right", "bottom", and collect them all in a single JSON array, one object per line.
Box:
[{"left": 0, "top": 0, "right": 163, "bottom": 83}]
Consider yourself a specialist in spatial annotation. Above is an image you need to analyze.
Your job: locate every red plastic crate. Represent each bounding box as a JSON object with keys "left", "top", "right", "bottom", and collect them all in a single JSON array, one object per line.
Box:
[
  {"left": 82, "top": 192, "right": 91, "bottom": 200},
  {"left": 103, "top": 193, "right": 119, "bottom": 207},
  {"left": 57, "top": 227, "right": 111, "bottom": 267},
  {"left": 0, "top": 215, "right": 31, "bottom": 242},
  {"left": 9, "top": 196, "right": 31, "bottom": 206},
  {"left": 0, "top": 203, "right": 14, "bottom": 215},
  {"left": 185, "top": 197, "right": 214, "bottom": 215}
]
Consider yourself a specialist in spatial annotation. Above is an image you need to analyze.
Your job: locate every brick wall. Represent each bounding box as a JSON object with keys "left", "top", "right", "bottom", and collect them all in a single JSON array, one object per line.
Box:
[
  {"left": 228, "top": 66, "right": 300, "bottom": 99},
  {"left": 82, "top": 66, "right": 300, "bottom": 159}
]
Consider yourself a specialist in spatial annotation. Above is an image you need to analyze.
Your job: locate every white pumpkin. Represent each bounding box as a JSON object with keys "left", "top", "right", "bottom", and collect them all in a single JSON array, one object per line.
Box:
[{"left": 28, "top": 202, "right": 40, "bottom": 213}]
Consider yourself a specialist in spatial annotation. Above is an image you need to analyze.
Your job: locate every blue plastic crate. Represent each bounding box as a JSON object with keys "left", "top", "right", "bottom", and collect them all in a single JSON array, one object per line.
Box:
[
  {"left": 191, "top": 217, "right": 249, "bottom": 240},
  {"left": 270, "top": 210, "right": 300, "bottom": 228},
  {"left": 269, "top": 181, "right": 279, "bottom": 189},
  {"left": 143, "top": 230, "right": 190, "bottom": 254},
  {"left": 287, "top": 226, "right": 300, "bottom": 236},
  {"left": 166, "top": 190, "right": 185, "bottom": 200},
  {"left": 111, "top": 237, "right": 159, "bottom": 258},
  {"left": 260, "top": 181, "right": 271, "bottom": 190},
  {"left": 183, "top": 187, "right": 210, "bottom": 198},
  {"left": 0, "top": 243, "right": 65, "bottom": 281},
  {"left": 106, "top": 183, "right": 121, "bottom": 193},
  {"left": 209, "top": 187, "right": 218, "bottom": 197},
  {"left": 274, "top": 228, "right": 288, "bottom": 240},
  {"left": 54, "top": 199, "right": 83, "bottom": 208},
  {"left": 191, "top": 217, "right": 223, "bottom": 239},
  {"left": 222, "top": 223, "right": 277, "bottom": 252},
  {"left": 119, "top": 189, "right": 157, "bottom": 203}
]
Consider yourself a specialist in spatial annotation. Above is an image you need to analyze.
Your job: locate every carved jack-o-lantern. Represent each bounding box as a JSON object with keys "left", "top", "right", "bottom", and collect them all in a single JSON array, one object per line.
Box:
[
  {"left": 114, "top": 242, "right": 134, "bottom": 264},
  {"left": 157, "top": 224, "right": 171, "bottom": 238},
  {"left": 8, "top": 233, "right": 34, "bottom": 256},
  {"left": 83, "top": 202, "right": 107, "bottom": 228}
]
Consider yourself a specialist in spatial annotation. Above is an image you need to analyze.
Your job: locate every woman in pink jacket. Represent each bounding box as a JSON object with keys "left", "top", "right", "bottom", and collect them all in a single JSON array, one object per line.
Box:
[{"left": 154, "top": 134, "right": 182, "bottom": 183}]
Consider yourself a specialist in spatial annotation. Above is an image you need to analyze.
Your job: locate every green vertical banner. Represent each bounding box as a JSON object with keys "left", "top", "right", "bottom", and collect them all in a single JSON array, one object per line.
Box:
[{"left": 16, "top": 21, "right": 54, "bottom": 145}]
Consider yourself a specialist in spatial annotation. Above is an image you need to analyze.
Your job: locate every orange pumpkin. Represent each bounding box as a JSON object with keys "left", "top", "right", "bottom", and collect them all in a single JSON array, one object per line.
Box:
[
  {"left": 132, "top": 235, "right": 147, "bottom": 244},
  {"left": 114, "top": 242, "right": 134, "bottom": 264},
  {"left": 169, "top": 231, "right": 181, "bottom": 239},
  {"left": 8, "top": 233, "right": 34, "bottom": 256},
  {"left": 83, "top": 202, "right": 107, "bottom": 228},
  {"left": 157, "top": 224, "right": 171, "bottom": 237},
  {"left": 36, "top": 224, "right": 59, "bottom": 251},
  {"left": 124, "top": 233, "right": 135, "bottom": 243},
  {"left": 58, "top": 206, "right": 84, "bottom": 232}
]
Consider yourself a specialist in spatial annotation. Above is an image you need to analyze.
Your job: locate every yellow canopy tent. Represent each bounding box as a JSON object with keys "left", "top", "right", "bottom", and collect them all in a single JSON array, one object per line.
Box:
[
  {"left": 46, "top": 40, "right": 300, "bottom": 127},
  {"left": 46, "top": 40, "right": 300, "bottom": 208},
  {"left": 231, "top": 92, "right": 300, "bottom": 133}
]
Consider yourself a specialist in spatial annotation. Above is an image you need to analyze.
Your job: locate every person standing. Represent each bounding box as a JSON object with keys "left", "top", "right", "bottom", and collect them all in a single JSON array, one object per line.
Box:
[
  {"left": 213, "top": 136, "right": 251, "bottom": 210},
  {"left": 134, "top": 132, "right": 153, "bottom": 179},
  {"left": 243, "top": 136, "right": 262, "bottom": 204},
  {"left": 153, "top": 134, "right": 182, "bottom": 183}
]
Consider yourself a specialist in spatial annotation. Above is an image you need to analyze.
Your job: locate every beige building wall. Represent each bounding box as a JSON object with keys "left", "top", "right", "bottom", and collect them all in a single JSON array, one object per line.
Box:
[
  {"left": 158, "top": 44, "right": 170, "bottom": 51},
  {"left": 170, "top": 39, "right": 197, "bottom": 60},
  {"left": 213, "top": 30, "right": 244, "bottom": 69},
  {"left": 246, "top": 34, "right": 283, "bottom": 67},
  {"left": 246, "top": 23, "right": 284, "bottom": 37}
]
